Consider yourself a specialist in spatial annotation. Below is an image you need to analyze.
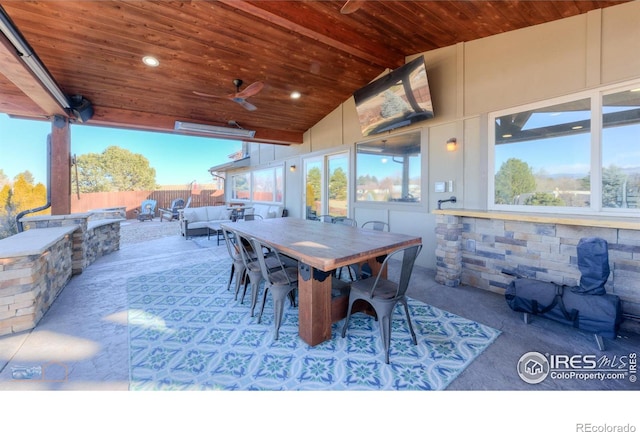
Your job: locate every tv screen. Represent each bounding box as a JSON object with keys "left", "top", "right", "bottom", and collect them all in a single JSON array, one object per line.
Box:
[{"left": 353, "top": 56, "right": 434, "bottom": 137}]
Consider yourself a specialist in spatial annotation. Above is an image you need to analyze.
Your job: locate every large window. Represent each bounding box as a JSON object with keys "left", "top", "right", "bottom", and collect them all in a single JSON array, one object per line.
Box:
[
  {"left": 356, "top": 130, "right": 421, "bottom": 203},
  {"left": 230, "top": 166, "right": 283, "bottom": 203},
  {"left": 490, "top": 82, "right": 640, "bottom": 213}
]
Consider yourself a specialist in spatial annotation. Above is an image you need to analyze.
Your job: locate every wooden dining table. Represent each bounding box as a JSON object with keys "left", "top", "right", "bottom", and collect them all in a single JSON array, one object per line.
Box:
[{"left": 221, "top": 217, "right": 422, "bottom": 346}]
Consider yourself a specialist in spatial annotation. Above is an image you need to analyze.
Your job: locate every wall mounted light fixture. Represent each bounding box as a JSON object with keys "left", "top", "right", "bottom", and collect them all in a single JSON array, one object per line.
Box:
[
  {"left": 446, "top": 137, "right": 458, "bottom": 152},
  {"left": 290, "top": 165, "right": 296, "bottom": 172}
]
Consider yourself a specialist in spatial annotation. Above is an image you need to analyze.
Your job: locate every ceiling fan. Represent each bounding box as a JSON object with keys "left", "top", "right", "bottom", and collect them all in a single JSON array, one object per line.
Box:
[
  {"left": 340, "top": 0, "right": 365, "bottom": 14},
  {"left": 193, "top": 79, "right": 264, "bottom": 111}
]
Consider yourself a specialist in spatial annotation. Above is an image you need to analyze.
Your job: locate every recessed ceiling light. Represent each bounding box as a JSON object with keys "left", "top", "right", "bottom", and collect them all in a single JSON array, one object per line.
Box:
[
  {"left": 142, "top": 56, "right": 160, "bottom": 67},
  {"left": 572, "top": 125, "right": 583, "bottom": 130},
  {"left": 502, "top": 134, "right": 513, "bottom": 138},
  {"left": 290, "top": 91, "right": 301, "bottom": 99}
]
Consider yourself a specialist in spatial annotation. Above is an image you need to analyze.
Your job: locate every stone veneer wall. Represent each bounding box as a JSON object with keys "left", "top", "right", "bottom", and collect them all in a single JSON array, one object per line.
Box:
[
  {"left": 435, "top": 214, "right": 640, "bottom": 331},
  {"left": 0, "top": 210, "right": 124, "bottom": 336},
  {"left": 20, "top": 208, "right": 124, "bottom": 274},
  {"left": 0, "top": 227, "right": 75, "bottom": 336}
]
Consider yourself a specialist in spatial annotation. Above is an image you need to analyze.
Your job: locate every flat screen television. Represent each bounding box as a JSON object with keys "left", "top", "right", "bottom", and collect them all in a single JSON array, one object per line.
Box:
[{"left": 353, "top": 56, "right": 434, "bottom": 137}]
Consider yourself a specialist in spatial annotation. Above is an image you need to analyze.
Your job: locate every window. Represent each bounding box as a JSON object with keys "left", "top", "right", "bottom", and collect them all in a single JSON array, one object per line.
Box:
[
  {"left": 356, "top": 130, "right": 421, "bottom": 203},
  {"left": 304, "top": 152, "right": 349, "bottom": 219},
  {"left": 230, "top": 167, "right": 283, "bottom": 203},
  {"left": 601, "top": 89, "right": 640, "bottom": 209},
  {"left": 252, "top": 167, "right": 283, "bottom": 203},
  {"left": 489, "top": 82, "right": 640, "bottom": 214},
  {"left": 230, "top": 172, "right": 250, "bottom": 201}
]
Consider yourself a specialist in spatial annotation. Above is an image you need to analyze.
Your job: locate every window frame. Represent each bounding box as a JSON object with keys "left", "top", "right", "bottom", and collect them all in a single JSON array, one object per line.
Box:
[
  {"left": 488, "top": 79, "right": 640, "bottom": 216},
  {"left": 229, "top": 165, "right": 284, "bottom": 204},
  {"left": 355, "top": 129, "right": 423, "bottom": 205}
]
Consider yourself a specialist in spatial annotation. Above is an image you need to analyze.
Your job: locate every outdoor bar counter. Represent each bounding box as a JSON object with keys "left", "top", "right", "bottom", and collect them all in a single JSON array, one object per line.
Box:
[{"left": 433, "top": 209, "right": 640, "bottom": 331}]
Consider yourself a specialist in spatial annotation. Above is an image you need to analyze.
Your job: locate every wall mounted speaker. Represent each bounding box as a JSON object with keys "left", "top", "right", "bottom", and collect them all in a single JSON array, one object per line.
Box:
[{"left": 70, "top": 95, "right": 94, "bottom": 123}]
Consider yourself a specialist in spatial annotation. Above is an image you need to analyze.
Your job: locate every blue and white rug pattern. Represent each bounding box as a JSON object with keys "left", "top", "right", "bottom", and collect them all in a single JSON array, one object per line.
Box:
[{"left": 128, "top": 261, "right": 500, "bottom": 390}]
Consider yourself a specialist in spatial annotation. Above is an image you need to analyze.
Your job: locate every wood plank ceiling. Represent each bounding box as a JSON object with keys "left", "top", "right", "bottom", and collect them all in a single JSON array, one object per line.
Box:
[{"left": 0, "top": 1, "right": 628, "bottom": 145}]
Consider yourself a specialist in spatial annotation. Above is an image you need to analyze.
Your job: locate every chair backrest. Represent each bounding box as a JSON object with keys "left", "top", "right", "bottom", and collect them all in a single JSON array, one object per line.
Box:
[
  {"left": 333, "top": 217, "right": 357, "bottom": 227},
  {"left": 369, "top": 244, "right": 422, "bottom": 299},
  {"left": 316, "top": 214, "right": 334, "bottom": 223},
  {"left": 141, "top": 199, "right": 157, "bottom": 214},
  {"left": 234, "top": 231, "right": 258, "bottom": 269},
  {"left": 362, "top": 220, "right": 389, "bottom": 232},
  {"left": 171, "top": 198, "right": 185, "bottom": 211},
  {"left": 249, "top": 238, "right": 293, "bottom": 285},
  {"left": 221, "top": 227, "right": 240, "bottom": 261},
  {"left": 184, "top": 196, "right": 192, "bottom": 209},
  {"left": 244, "top": 213, "right": 263, "bottom": 221}
]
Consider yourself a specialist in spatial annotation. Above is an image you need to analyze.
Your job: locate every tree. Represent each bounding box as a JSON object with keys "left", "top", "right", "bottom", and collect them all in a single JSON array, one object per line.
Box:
[
  {"left": 495, "top": 158, "right": 536, "bottom": 204},
  {"left": 306, "top": 166, "right": 321, "bottom": 203},
  {"left": 73, "top": 145, "right": 157, "bottom": 192},
  {"left": 601, "top": 165, "right": 628, "bottom": 208},
  {"left": 329, "top": 167, "right": 347, "bottom": 200},
  {"left": 526, "top": 192, "right": 565, "bottom": 206},
  {"left": 0, "top": 169, "right": 9, "bottom": 189},
  {"left": 0, "top": 174, "right": 47, "bottom": 239},
  {"left": 380, "top": 89, "right": 409, "bottom": 119},
  {"left": 14, "top": 170, "right": 34, "bottom": 185}
]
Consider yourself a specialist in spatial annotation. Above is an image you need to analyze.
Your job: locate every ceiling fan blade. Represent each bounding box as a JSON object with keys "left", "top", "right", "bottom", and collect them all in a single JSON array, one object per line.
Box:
[
  {"left": 235, "top": 81, "right": 264, "bottom": 99},
  {"left": 340, "top": 0, "right": 364, "bottom": 14},
  {"left": 233, "top": 99, "right": 257, "bottom": 111},
  {"left": 193, "top": 90, "right": 224, "bottom": 99}
]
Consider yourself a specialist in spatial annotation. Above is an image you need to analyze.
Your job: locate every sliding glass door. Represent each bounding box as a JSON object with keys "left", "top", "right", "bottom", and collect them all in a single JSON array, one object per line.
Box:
[{"left": 303, "top": 152, "right": 349, "bottom": 219}]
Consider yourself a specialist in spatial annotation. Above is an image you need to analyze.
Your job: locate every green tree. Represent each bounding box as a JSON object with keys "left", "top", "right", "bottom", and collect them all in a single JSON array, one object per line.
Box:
[
  {"left": 495, "top": 158, "right": 536, "bottom": 204},
  {"left": 601, "top": 165, "right": 628, "bottom": 208},
  {"left": 306, "top": 166, "right": 321, "bottom": 202},
  {"left": 329, "top": 167, "right": 347, "bottom": 200},
  {"left": 525, "top": 192, "right": 565, "bottom": 206},
  {"left": 73, "top": 145, "right": 157, "bottom": 192}
]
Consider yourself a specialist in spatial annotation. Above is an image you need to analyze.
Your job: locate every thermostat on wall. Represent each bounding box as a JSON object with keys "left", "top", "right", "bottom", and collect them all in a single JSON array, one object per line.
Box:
[{"left": 434, "top": 181, "right": 446, "bottom": 193}]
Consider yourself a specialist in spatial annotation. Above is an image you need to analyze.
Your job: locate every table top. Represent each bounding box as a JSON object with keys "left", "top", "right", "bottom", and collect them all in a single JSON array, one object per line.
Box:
[{"left": 221, "top": 217, "right": 422, "bottom": 272}]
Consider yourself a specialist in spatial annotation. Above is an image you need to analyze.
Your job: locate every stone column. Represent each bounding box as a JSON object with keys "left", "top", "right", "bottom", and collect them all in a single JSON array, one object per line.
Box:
[{"left": 434, "top": 213, "right": 463, "bottom": 287}]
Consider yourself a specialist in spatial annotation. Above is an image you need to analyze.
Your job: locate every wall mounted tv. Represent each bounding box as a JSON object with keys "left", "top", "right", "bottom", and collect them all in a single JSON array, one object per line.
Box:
[{"left": 353, "top": 55, "right": 434, "bottom": 137}]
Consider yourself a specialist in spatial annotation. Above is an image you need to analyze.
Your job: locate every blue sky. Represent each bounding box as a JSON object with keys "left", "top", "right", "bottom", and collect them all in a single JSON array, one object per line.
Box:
[{"left": 0, "top": 114, "right": 242, "bottom": 186}]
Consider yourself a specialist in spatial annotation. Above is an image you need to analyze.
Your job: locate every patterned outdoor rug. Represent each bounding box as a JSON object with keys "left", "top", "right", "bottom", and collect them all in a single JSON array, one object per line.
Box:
[{"left": 128, "top": 261, "right": 500, "bottom": 390}]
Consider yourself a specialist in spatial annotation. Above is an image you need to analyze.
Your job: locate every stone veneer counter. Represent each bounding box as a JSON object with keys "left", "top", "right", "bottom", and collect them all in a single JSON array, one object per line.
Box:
[
  {"left": 432, "top": 209, "right": 640, "bottom": 331},
  {"left": 434, "top": 209, "right": 640, "bottom": 230}
]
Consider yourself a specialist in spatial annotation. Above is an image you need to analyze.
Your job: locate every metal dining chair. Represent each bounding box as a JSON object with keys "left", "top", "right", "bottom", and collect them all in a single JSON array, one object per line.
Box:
[
  {"left": 221, "top": 227, "right": 246, "bottom": 296},
  {"left": 315, "top": 214, "right": 334, "bottom": 223},
  {"left": 244, "top": 213, "right": 263, "bottom": 221},
  {"left": 361, "top": 220, "right": 390, "bottom": 232},
  {"left": 333, "top": 217, "right": 357, "bottom": 227},
  {"left": 341, "top": 243, "right": 423, "bottom": 364},
  {"left": 251, "top": 237, "right": 299, "bottom": 340},
  {"left": 233, "top": 230, "right": 280, "bottom": 317}
]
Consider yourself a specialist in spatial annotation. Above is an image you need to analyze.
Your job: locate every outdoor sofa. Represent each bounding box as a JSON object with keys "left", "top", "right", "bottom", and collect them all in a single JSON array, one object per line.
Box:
[{"left": 180, "top": 203, "right": 285, "bottom": 239}]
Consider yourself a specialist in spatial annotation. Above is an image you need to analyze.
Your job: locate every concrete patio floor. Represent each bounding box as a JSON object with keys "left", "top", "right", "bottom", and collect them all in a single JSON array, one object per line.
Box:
[{"left": 0, "top": 218, "right": 638, "bottom": 393}]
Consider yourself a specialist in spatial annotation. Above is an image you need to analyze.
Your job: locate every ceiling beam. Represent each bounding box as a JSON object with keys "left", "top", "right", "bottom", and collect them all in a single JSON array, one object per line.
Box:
[
  {"left": 0, "top": 33, "right": 67, "bottom": 117},
  {"left": 217, "top": 0, "right": 402, "bottom": 70}
]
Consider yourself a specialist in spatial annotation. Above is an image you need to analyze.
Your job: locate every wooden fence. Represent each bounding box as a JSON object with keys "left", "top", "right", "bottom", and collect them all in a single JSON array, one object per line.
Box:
[{"left": 70, "top": 189, "right": 226, "bottom": 219}]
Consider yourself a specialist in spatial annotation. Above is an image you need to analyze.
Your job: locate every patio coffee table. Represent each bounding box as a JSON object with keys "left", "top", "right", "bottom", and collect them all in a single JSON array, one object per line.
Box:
[{"left": 206, "top": 222, "right": 224, "bottom": 245}]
